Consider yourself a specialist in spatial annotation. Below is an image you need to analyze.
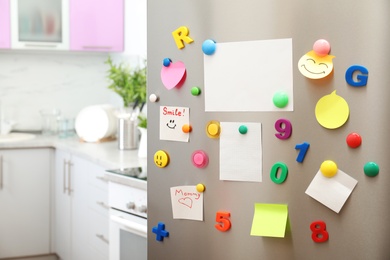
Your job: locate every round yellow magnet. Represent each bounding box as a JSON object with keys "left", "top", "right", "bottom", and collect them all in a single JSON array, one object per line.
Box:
[
  {"left": 320, "top": 160, "right": 338, "bottom": 178},
  {"left": 196, "top": 183, "right": 205, "bottom": 192},
  {"left": 206, "top": 120, "right": 220, "bottom": 138},
  {"left": 154, "top": 150, "right": 169, "bottom": 168}
]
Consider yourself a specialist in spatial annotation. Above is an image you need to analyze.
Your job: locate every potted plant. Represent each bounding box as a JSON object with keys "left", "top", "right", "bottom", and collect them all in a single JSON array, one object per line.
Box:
[
  {"left": 105, "top": 57, "right": 147, "bottom": 152},
  {"left": 105, "top": 56, "right": 147, "bottom": 109}
]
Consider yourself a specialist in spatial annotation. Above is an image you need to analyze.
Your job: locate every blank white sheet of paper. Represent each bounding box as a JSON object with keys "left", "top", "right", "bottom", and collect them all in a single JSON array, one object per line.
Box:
[
  {"left": 220, "top": 122, "right": 262, "bottom": 182},
  {"left": 204, "top": 38, "right": 293, "bottom": 112},
  {"left": 305, "top": 169, "right": 358, "bottom": 213}
]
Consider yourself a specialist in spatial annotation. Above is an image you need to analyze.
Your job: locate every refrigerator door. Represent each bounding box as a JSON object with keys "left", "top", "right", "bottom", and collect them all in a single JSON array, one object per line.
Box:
[{"left": 147, "top": 0, "right": 390, "bottom": 259}]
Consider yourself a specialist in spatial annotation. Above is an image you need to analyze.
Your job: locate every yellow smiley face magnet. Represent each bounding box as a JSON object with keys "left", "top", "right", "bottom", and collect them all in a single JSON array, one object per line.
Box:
[{"left": 154, "top": 150, "right": 170, "bottom": 168}]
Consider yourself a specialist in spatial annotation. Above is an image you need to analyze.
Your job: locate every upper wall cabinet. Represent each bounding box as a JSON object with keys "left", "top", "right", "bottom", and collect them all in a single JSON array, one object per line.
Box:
[
  {"left": 69, "top": 0, "right": 124, "bottom": 52},
  {"left": 0, "top": 0, "right": 11, "bottom": 49},
  {"left": 10, "top": 0, "right": 70, "bottom": 50}
]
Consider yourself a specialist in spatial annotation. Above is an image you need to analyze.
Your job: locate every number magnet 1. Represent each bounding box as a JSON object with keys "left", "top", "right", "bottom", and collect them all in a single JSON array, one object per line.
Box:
[{"left": 295, "top": 142, "right": 310, "bottom": 163}]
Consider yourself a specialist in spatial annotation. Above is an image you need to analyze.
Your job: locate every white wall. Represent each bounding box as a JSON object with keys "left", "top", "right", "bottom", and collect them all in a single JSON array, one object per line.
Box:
[{"left": 0, "top": 0, "right": 146, "bottom": 131}]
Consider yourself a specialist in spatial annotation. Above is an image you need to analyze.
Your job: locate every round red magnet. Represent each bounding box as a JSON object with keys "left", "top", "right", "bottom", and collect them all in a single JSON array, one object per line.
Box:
[{"left": 346, "top": 132, "right": 362, "bottom": 148}]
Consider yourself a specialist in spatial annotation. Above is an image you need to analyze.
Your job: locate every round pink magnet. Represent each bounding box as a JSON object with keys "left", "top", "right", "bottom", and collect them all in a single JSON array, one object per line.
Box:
[
  {"left": 313, "top": 39, "right": 331, "bottom": 57},
  {"left": 192, "top": 150, "right": 209, "bottom": 168}
]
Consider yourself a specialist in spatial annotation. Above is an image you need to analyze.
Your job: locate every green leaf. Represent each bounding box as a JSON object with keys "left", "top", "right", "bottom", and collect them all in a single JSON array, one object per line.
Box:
[{"left": 105, "top": 56, "right": 147, "bottom": 108}]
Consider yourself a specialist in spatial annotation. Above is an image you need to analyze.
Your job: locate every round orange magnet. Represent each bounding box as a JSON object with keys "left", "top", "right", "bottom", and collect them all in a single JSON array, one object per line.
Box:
[{"left": 182, "top": 124, "right": 192, "bottom": 133}]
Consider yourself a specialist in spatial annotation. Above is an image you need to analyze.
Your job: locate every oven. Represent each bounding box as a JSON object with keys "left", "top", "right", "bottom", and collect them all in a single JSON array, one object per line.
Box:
[{"left": 107, "top": 168, "right": 147, "bottom": 260}]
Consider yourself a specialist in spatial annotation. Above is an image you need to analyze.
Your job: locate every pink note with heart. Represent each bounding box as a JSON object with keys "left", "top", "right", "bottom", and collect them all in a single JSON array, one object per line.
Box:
[{"left": 161, "top": 61, "right": 187, "bottom": 89}]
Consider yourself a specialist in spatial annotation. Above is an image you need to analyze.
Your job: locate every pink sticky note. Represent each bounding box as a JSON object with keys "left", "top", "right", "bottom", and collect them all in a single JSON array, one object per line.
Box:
[{"left": 161, "top": 61, "right": 187, "bottom": 89}]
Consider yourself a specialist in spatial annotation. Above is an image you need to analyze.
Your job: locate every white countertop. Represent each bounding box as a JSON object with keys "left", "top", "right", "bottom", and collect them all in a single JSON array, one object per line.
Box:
[{"left": 0, "top": 133, "right": 146, "bottom": 171}]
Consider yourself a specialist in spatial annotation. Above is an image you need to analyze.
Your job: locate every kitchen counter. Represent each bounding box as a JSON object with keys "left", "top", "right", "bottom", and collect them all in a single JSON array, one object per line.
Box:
[{"left": 0, "top": 133, "right": 146, "bottom": 171}]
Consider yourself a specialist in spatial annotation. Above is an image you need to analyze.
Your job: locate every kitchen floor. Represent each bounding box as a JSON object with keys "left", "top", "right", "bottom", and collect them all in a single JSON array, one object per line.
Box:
[{"left": 2, "top": 255, "right": 58, "bottom": 260}]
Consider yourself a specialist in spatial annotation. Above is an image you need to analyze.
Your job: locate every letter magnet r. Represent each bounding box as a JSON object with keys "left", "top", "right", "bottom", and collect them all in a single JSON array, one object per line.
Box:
[{"left": 172, "top": 26, "right": 194, "bottom": 49}]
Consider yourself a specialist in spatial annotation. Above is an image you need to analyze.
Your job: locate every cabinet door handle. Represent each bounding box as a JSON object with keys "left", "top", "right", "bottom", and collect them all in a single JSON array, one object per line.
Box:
[
  {"left": 82, "top": 45, "right": 112, "bottom": 50},
  {"left": 96, "top": 201, "right": 109, "bottom": 210},
  {"left": 24, "top": 43, "right": 58, "bottom": 48},
  {"left": 0, "top": 155, "right": 3, "bottom": 190},
  {"left": 63, "top": 159, "right": 68, "bottom": 194},
  {"left": 96, "top": 176, "right": 109, "bottom": 182},
  {"left": 96, "top": 234, "right": 109, "bottom": 244},
  {"left": 67, "top": 161, "right": 73, "bottom": 195}
]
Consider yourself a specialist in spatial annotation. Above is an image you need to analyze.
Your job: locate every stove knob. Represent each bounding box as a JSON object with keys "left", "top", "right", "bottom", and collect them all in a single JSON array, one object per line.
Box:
[
  {"left": 138, "top": 205, "right": 147, "bottom": 213},
  {"left": 126, "top": 202, "right": 135, "bottom": 210}
]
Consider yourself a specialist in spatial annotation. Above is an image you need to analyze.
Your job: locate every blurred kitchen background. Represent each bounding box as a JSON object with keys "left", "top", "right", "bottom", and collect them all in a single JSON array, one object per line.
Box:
[{"left": 0, "top": 0, "right": 146, "bottom": 132}]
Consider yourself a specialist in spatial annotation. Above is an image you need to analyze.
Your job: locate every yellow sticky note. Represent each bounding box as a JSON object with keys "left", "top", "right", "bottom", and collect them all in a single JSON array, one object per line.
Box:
[
  {"left": 315, "top": 90, "right": 349, "bottom": 129},
  {"left": 250, "top": 203, "right": 288, "bottom": 238}
]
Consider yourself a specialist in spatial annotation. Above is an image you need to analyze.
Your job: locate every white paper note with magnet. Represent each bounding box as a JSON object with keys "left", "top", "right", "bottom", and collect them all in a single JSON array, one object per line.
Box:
[
  {"left": 170, "top": 186, "right": 203, "bottom": 221},
  {"left": 159, "top": 106, "right": 190, "bottom": 142},
  {"left": 305, "top": 169, "right": 358, "bottom": 213},
  {"left": 204, "top": 38, "right": 293, "bottom": 112},
  {"left": 220, "top": 122, "right": 262, "bottom": 182}
]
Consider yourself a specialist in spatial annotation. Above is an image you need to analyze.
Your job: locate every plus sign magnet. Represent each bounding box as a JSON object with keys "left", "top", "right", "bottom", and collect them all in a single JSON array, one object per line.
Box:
[{"left": 152, "top": 222, "right": 169, "bottom": 242}]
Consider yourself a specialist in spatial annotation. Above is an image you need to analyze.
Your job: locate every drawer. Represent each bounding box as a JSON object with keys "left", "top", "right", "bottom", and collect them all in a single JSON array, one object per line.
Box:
[
  {"left": 88, "top": 164, "right": 109, "bottom": 191},
  {"left": 89, "top": 246, "right": 108, "bottom": 260},
  {"left": 88, "top": 210, "right": 109, "bottom": 255},
  {"left": 88, "top": 185, "right": 109, "bottom": 216}
]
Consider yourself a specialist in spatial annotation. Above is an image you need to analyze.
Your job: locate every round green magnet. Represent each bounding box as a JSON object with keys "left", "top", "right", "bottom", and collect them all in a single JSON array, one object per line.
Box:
[
  {"left": 273, "top": 91, "right": 289, "bottom": 108},
  {"left": 364, "top": 162, "right": 379, "bottom": 177},
  {"left": 238, "top": 125, "right": 248, "bottom": 134},
  {"left": 191, "top": 87, "right": 201, "bottom": 96}
]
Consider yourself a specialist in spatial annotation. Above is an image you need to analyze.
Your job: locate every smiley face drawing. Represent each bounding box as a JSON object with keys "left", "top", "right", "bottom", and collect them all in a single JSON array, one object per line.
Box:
[
  {"left": 298, "top": 50, "right": 335, "bottom": 79},
  {"left": 166, "top": 119, "right": 176, "bottom": 129}
]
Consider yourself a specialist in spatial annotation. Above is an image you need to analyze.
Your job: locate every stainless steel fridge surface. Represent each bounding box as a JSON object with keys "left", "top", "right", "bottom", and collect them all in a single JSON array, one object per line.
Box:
[{"left": 147, "top": 0, "right": 390, "bottom": 259}]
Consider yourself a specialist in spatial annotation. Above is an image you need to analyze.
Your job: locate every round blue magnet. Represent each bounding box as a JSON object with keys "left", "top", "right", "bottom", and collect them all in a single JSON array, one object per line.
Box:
[
  {"left": 163, "top": 58, "right": 172, "bottom": 67},
  {"left": 202, "top": 39, "right": 216, "bottom": 55}
]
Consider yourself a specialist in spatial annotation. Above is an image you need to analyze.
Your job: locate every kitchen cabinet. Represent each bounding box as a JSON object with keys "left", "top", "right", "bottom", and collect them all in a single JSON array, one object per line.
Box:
[
  {"left": 54, "top": 149, "right": 109, "bottom": 260},
  {"left": 10, "top": 0, "right": 70, "bottom": 50},
  {"left": 0, "top": 0, "right": 10, "bottom": 49},
  {"left": 54, "top": 150, "right": 89, "bottom": 260},
  {"left": 0, "top": 148, "right": 52, "bottom": 259},
  {"left": 69, "top": 0, "right": 124, "bottom": 52},
  {"left": 87, "top": 164, "right": 109, "bottom": 259}
]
